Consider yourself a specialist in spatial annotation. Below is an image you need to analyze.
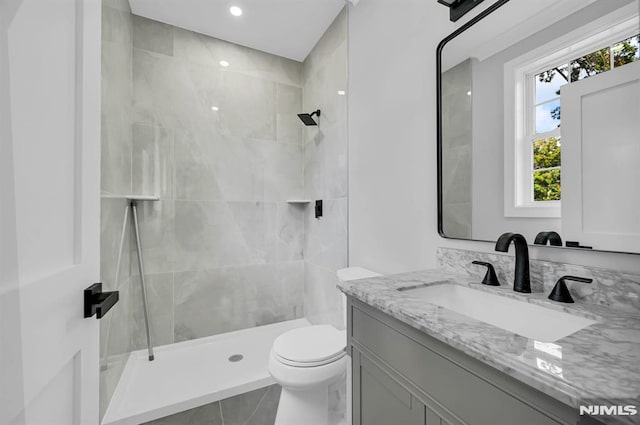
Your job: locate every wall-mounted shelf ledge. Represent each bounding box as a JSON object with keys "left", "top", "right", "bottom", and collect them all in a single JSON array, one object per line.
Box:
[
  {"left": 100, "top": 194, "right": 160, "bottom": 201},
  {"left": 286, "top": 200, "right": 312, "bottom": 204}
]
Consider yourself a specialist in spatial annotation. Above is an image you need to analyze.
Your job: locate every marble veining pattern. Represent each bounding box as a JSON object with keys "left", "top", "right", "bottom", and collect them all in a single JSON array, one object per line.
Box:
[
  {"left": 338, "top": 267, "right": 640, "bottom": 418},
  {"left": 100, "top": 0, "right": 133, "bottom": 418},
  {"left": 438, "top": 247, "right": 640, "bottom": 314},
  {"left": 302, "top": 8, "right": 349, "bottom": 331}
]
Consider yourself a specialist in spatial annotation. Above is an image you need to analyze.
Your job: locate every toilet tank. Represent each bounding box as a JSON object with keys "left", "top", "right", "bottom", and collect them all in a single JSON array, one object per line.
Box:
[
  {"left": 337, "top": 267, "right": 381, "bottom": 283},
  {"left": 337, "top": 267, "right": 381, "bottom": 327}
]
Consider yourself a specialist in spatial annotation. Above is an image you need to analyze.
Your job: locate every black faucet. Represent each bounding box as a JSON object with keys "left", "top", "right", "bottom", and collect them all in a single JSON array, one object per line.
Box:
[
  {"left": 534, "top": 231, "right": 563, "bottom": 247},
  {"left": 548, "top": 276, "right": 593, "bottom": 303},
  {"left": 495, "top": 233, "right": 531, "bottom": 293},
  {"left": 471, "top": 261, "right": 501, "bottom": 286}
]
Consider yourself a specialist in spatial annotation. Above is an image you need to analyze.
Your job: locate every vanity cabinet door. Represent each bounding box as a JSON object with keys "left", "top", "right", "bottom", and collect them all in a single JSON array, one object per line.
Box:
[
  {"left": 426, "top": 406, "right": 453, "bottom": 425},
  {"left": 354, "top": 348, "right": 426, "bottom": 425}
]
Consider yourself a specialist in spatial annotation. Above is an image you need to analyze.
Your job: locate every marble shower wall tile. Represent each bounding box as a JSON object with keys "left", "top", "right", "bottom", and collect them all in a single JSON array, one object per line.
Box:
[
  {"left": 174, "top": 201, "right": 252, "bottom": 270},
  {"left": 441, "top": 59, "right": 472, "bottom": 239},
  {"left": 437, "top": 247, "right": 640, "bottom": 313},
  {"left": 276, "top": 203, "right": 304, "bottom": 262},
  {"left": 173, "top": 128, "right": 224, "bottom": 201},
  {"left": 174, "top": 129, "right": 303, "bottom": 202},
  {"left": 277, "top": 83, "right": 303, "bottom": 145},
  {"left": 302, "top": 7, "right": 349, "bottom": 336},
  {"left": 133, "top": 200, "right": 175, "bottom": 273},
  {"left": 102, "top": 0, "right": 130, "bottom": 11},
  {"left": 173, "top": 27, "right": 303, "bottom": 87},
  {"left": 133, "top": 48, "right": 208, "bottom": 129},
  {"left": 130, "top": 273, "right": 174, "bottom": 350},
  {"left": 101, "top": 40, "right": 132, "bottom": 195},
  {"left": 216, "top": 72, "right": 277, "bottom": 140},
  {"left": 303, "top": 121, "right": 348, "bottom": 200},
  {"left": 304, "top": 198, "right": 348, "bottom": 271},
  {"left": 100, "top": 0, "right": 133, "bottom": 419},
  {"left": 101, "top": 278, "right": 132, "bottom": 357},
  {"left": 132, "top": 124, "right": 174, "bottom": 199},
  {"left": 132, "top": 15, "right": 174, "bottom": 56},
  {"left": 100, "top": 196, "right": 130, "bottom": 287},
  {"left": 173, "top": 262, "right": 304, "bottom": 341},
  {"left": 303, "top": 39, "right": 348, "bottom": 201},
  {"left": 258, "top": 141, "right": 304, "bottom": 201},
  {"left": 102, "top": 3, "right": 132, "bottom": 45},
  {"left": 304, "top": 261, "right": 344, "bottom": 329},
  {"left": 442, "top": 202, "right": 472, "bottom": 240},
  {"left": 173, "top": 200, "right": 304, "bottom": 270},
  {"left": 303, "top": 7, "right": 348, "bottom": 83},
  {"left": 303, "top": 40, "right": 348, "bottom": 128},
  {"left": 133, "top": 48, "right": 282, "bottom": 142}
]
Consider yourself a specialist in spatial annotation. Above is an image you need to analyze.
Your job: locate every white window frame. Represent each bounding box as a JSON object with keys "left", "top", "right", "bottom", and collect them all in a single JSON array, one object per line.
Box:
[{"left": 503, "top": 6, "right": 638, "bottom": 218}]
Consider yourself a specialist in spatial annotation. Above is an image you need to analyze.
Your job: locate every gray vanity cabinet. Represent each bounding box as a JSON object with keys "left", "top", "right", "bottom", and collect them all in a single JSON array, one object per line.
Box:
[
  {"left": 354, "top": 348, "right": 454, "bottom": 425},
  {"left": 347, "top": 297, "right": 604, "bottom": 425},
  {"left": 355, "top": 350, "right": 426, "bottom": 425}
]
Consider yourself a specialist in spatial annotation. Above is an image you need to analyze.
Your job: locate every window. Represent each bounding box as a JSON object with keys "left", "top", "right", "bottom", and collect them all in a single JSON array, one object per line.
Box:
[
  {"left": 526, "top": 35, "right": 640, "bottom": 202},
  {"left": 504, "top": 12, "right": 639, "bottom": 218},
  {"left": 528, "top": 34, "right": 639, "bottom": 203}
]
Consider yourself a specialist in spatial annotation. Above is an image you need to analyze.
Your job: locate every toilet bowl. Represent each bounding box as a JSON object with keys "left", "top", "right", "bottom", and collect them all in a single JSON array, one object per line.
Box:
[{"left": 269, "top": 267, "right": 381, "bottom": 425}]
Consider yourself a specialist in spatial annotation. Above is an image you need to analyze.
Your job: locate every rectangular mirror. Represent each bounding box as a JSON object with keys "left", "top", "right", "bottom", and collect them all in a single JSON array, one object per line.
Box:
[{"left": 438, "top": 0, "right": 640, "bottom": 254}]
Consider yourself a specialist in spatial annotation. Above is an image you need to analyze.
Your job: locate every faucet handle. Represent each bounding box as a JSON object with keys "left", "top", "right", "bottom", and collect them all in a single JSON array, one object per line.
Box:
[
  {"left": 471, "top": 261, "right": 501, "bottom": 286},
  {"left": 548, "top": 276, "right": 593, "bottom": 303}
]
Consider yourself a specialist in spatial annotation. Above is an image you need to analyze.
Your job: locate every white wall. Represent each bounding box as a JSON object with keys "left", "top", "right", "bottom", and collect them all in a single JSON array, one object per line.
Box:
[{"left": 347, "top": 0, "right": 640, "bottom": 275}]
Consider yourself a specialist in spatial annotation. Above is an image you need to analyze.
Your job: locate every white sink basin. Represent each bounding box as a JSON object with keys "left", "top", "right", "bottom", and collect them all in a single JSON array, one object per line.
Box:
[{"left": 401, "top": 284, "right": 596, "bottom": 342}]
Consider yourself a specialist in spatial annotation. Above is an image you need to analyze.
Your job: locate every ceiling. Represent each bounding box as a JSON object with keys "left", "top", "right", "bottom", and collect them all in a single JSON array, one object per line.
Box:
[
  {"left": 442, "top": 0, "right": 603, "bottom": 70},
  {"left": 128, "top": 0, "right": 347, "bottom": 62}
]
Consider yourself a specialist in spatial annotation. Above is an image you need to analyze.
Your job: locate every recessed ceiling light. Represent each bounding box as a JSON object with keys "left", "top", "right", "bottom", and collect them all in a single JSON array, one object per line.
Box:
[
  {"left": 211, "top": 106, "right": 220, "bottom": 111},
  {"left": 337, "top": 90, "right": 346, "bottom": 96},
  {"left": 230, "top": 6, "right": 243, "bottom": 16},
  {"left": 219, "top": 60, "right": 230, "bottom": 67},
  {"left": 467, "top": 91, "right": 472, "bottom": 96}
]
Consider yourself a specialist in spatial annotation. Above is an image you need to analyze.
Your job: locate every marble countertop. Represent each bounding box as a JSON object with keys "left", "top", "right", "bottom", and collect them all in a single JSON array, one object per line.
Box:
[{"left": 338, "top": 269, "right": 640, "bottom": 418}]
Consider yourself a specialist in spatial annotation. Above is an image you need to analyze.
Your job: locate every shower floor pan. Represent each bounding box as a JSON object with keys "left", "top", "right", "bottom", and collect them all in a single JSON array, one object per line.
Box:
[{"left": 102, "top": 318, "right": 311, "bottom": 425}]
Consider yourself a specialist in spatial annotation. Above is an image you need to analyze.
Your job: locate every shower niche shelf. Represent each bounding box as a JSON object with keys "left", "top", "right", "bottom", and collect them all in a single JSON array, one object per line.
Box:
[{"left": 286, "top": 200, "right": 312, "bottom": 204}]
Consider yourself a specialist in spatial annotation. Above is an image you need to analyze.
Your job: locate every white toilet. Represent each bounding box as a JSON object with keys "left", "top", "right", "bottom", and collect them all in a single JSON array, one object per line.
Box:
[{"left": 269, "top": 267, "right": 381, "bottom": 425}]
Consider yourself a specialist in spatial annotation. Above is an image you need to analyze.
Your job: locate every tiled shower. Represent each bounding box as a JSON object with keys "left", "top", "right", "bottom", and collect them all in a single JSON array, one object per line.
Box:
[{"left": 99, "top": 0, "right": 348, "bottom": 422}]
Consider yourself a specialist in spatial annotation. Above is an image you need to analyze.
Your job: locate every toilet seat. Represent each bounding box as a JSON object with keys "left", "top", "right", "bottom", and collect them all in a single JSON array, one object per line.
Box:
[
  {"left": 272, "top": 325, "right": 346, "bottom": 368},
  {"left": 268, "top": 350, "right": 348, "bottom": 390},
  {"left": 269, "top": 268, "right": 381, "bottom": 425}
]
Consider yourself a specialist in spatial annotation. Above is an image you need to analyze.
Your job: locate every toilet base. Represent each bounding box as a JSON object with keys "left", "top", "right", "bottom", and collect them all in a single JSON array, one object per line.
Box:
[{"left": 275, "top": 386, "right": 328, "bottom": 425}]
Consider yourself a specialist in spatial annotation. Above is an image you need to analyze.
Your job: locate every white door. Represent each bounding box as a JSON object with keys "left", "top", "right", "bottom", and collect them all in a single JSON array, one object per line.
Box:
[
  {"left": 561, "top": 61, "right": 640, "bottom": 253},
  {"left": 1, "top": 0, "right": 102, "bottom": 424}
]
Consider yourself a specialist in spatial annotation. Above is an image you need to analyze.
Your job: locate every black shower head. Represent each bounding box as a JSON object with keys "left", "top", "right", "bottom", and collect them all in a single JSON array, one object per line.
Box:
[{"left": 297, "top": 109, "right": 321, "bottom": 126}]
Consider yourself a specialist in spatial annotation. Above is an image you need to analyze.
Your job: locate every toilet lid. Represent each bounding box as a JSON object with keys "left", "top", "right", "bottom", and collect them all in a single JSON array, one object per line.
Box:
[{"left": 273, "top": 325, "right": 346, "bottom": 365}]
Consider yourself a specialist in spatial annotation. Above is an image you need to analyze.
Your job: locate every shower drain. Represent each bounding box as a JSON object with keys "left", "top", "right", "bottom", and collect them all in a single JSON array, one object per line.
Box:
[{"left": 228, "top": 354, "right": 244, "bottom": 362}]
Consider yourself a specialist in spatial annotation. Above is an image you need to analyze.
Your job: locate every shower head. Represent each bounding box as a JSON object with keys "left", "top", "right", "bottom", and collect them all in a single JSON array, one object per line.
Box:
[{"left": 297, "top": 109, "right": 321, "bottom": 126}]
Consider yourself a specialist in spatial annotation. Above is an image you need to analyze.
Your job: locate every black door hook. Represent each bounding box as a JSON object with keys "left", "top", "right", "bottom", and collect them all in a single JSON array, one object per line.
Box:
[{"left": 84, "top": 282, "right": 119, "bottom": 319}]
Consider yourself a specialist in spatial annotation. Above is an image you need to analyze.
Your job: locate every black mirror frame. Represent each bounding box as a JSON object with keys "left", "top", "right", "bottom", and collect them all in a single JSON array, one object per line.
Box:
[
  {"left": 435, "top": 0, "right": 640, "bottom": 256},
  {"left": 436, "top": 0, "right": 511, "bottom": 241}
]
